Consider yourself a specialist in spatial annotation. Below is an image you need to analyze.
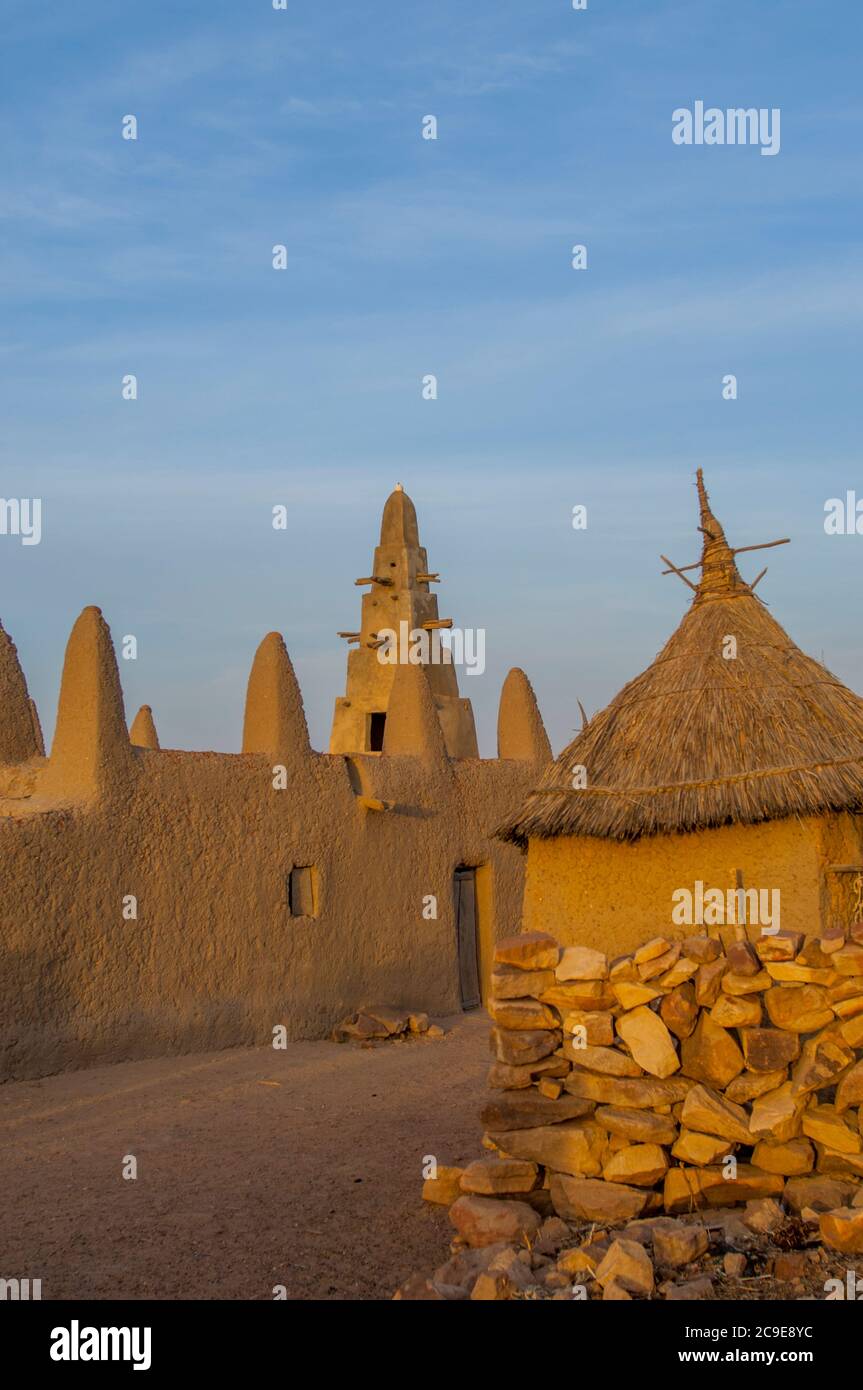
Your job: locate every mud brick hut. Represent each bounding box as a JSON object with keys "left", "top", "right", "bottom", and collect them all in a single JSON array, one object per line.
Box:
[{"left": 500, "top": 472, "right": 863, "bottom": 955}]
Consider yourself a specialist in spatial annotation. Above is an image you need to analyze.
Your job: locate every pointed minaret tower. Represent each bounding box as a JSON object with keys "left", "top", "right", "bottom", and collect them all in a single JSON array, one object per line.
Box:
[
  {"left": 0, "top": 620, "right": 40, "bottom": 763},
  {"left": 242, "top": 631, "right": 311, "bottom": 761},
  {"left": 329, "top": 485, "right": 479, "bottom": 758},
  {"left": 497, "top": 668, "right": 551, "bottom": 762},
  {"left": 130, "top": 704, "right": 160, "bottom": 749},
  {"left": 40, "top": 606, "right": 134, "bottom": 801}
]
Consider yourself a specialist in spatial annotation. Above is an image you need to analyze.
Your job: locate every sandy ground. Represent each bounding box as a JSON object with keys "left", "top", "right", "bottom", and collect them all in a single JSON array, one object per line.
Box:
[{"left": 0, "top": 1014, "right": 488, "bottom": 1300}]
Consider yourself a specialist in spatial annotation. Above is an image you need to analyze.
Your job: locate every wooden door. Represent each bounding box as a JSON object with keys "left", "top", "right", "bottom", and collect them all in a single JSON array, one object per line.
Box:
[{"left": 454, "top": 867, "right": 480, "bottom": 1010}]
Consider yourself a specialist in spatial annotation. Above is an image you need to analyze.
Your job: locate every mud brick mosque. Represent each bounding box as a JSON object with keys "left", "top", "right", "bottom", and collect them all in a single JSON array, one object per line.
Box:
[{"left": 0, "top": 486, "right": 549, "bottom": 1080}]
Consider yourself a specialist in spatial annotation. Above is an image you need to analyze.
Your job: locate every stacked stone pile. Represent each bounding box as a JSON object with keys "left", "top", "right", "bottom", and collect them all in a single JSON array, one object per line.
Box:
[
  {"left": 332, "top": 1004, "right": 444, "bottom": 1043},
  {"left": 406, "top": 925, "right": 863, "bottom": 1299}
]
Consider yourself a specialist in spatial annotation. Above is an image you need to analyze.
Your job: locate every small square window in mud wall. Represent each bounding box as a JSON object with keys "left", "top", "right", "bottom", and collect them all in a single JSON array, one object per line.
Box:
[
  {"left": 368, "top": 711, "right": 386, "bottom": 751},
  {"left": 288, "top": 866, "right": 318, "bottom": 918}
]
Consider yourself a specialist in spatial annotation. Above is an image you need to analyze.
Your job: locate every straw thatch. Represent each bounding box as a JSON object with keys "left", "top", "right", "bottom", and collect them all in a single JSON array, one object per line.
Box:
[{"left": 499, "top": 472, "right": 863, "bottom": 845}]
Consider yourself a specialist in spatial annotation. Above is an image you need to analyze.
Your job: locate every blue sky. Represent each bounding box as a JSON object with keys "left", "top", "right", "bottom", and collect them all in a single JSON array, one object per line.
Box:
[{"left": 1, "top": 0, "right": 861, "bottom": 755}]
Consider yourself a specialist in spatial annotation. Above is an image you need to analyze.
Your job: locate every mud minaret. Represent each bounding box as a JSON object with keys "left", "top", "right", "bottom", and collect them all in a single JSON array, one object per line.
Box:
[{"left": 329, "top": 485, "right": 479, "bottom": 757}]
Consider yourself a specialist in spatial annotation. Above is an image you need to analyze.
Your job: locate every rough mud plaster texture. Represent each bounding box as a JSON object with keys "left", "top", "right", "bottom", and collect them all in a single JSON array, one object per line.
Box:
[
  {"left": 522, "top": 813, "right": 863, "bottom": 955},
  {"left": 0, "top": 609, "right": 547, "bottom": 1082}
]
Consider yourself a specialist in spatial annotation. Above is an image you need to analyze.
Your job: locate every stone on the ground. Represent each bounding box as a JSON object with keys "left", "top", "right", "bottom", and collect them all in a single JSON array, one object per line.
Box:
[
  {"left": 490, "top": 1119, "right": 608, "bottom": 1178},
  {"left": 449, "top": 1194, "right": 541, "bottom": 1248},
  {"left": 470, "top": 1271, "right": 513, "bottom": 1300},
  {"left": 723, "top": 1252, "right": 747, "bottom": 1277},
  {"left": 784, "top": 1175, "right": 859, "bottom": 1214},
  {"left": 742, "top": 1198, "right": 784, "bottom": 1234},
  {"left": 595, "top": 1237, "right": 654, "bottom": 1297},
  {"left": 422, "top": 1164, "right": 464, "bottom": 1204},
  {"left": 459, "top": 1158, "right": 539, "bottom": 1196},
  {"left": 550, "top": 1174, "right": 648, "bottom": 1224},
  {"left": 393, "top": 1273, "right": 447, "bottom": 1300},
  {"left": 652, "top": 1220, "right": 709, "bottom": 1267},
  {"left": 819, "top": 1206, "right": 863, "bottom": 1254},
  {"left": 664, "top": 1276, "right": 713, "bottom": 1300}
]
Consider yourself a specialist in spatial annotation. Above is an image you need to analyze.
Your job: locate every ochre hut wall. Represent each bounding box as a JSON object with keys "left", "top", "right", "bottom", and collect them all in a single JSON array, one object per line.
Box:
[
  {"left": 522, "top": 813, "right": 863, "bottom": 956},
  {"left": 0, "top": 747, "right": 532, "bottom": 1082}
]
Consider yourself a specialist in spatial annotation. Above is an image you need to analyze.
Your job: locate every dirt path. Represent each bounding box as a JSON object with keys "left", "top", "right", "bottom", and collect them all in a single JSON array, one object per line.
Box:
[{"left": 0, "top": 1014, "right": 488, "bottom": 1300}]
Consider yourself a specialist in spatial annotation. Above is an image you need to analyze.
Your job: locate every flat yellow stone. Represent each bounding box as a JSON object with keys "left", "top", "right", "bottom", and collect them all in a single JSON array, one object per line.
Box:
[
  {"left": 422, "top": 1165, "right": 464, "bottom": 1204},
  {"left": 764, "top": 984, "right": 834, "bottom": 1033},
  {"left": 634, "top": 937, "right": 673, "bottom": 966},
  {"left": 709, "top": 994, "right": 762, "bottom": 1028},
  {"left": 680, "top": 1084, "right": 752, "bottom": 1143},
  {"left": 802, "top": 1105, "right": 862, "bottom": 1154},
  {"left": 563, "top": 1041, "right": 644, "bottom": 1077},
  {"left": 488, "top": 998, "right": 559, "bottom": 1030},
  {"left": 616, "top": 1005, "right": 680, "bottom": 1078},
  {"left": 750, "top": 1137, "right": 814, "bottom": 1177},
  {"left": 721, "top": 970, "right": 772, "bottom": 996},
  {"left": 602, "top": 1143, "right": 668, "bottom": 1188},
  {"left": 612, "top": 981, "right": 663, "bottom": 1010},
  {"left": 749, "top": 1082, "right": 805, "bottom": 1143},
  {"left": 725, "top": 1068, "right": 788, "bottom": 1103},
  {"left": 562, "top": 1010, "right": 616, "bottom": 1046},
  {"left": 556, "top": 945, "right": 609, "bottom": 981},
  {"left": 672, "top": 1129, "right": 737, "bottom": 1166},
  {"left": 766, "top": 962, "right": 839, "bottom": 986}
]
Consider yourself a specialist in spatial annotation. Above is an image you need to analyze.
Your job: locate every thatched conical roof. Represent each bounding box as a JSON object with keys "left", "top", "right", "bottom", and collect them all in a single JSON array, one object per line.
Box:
[{"left": 499, "top": 472, "right": 863, "bottom": 844}]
